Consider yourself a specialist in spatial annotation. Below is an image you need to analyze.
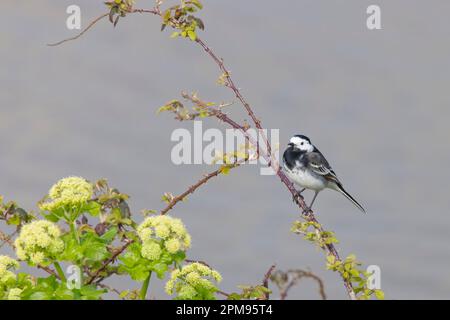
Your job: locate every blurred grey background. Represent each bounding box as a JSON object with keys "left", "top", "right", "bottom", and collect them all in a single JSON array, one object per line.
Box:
[{"left": 1, "top": 0, "right": 449, "bottom": 299}]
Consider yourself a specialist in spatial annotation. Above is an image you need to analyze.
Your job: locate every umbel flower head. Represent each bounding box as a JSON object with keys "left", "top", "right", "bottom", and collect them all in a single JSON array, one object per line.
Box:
[
  {"left": 137, "top": 215, "right": 191, "bottom": 261},
  {"left": 165, "top": 262, "right": 222, "bottom": 300},
  {"left": 0, "top": 255, "right": 19, "bottom": 287},
  {"left": 39, "top": 176, "right": 93, "bottom": 212},
  {"left": 7, "top": 288, "right": 23, "bottom": 300},
  {"left": 14, "top": 220, "right": 64, "bottom": 266}
]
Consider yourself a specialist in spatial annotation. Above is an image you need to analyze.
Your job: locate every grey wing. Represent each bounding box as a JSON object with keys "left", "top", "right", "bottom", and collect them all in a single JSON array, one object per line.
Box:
[{"left": 306, "top": 151, "right": 340, "bottom": 184}]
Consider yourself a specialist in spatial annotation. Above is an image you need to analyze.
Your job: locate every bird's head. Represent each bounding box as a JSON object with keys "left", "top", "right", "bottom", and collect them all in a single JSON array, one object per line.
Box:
[{"left": 288, "top": 135, "right": 314, "bottom": 152}]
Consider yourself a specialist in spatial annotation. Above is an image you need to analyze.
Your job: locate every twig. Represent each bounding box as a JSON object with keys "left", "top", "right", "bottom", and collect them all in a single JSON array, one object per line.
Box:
[
  {"left": 87, "top": 239, "right": 133, "bottom": 284},
  {"left": 47, "top": 13, "right": 109, "bottom": 46},
  {"left": 97, "top": 283, "right": 123, "bottom": 298},
  {"left": 0, "top": 230, "right": 16, "bottom": 249},
  {"left": 217, "top": 290, "right": 230, "bottom": 298},
  {"left": 47, "top": 9, "right": 159, "bottom": 47},
  {"left": 37, "top": 265, "right": 59, "bottom": 278},
  {"left": 185, "top": 259, "right": 212, "bottom": 268},
  {"left": 160, "top": 162, "right": 241, "bottom": 215},
  {"left": 47, "top": 8, "right": 161, "bottom": 47},
  {"left": 262, "top": 264, "right": 276, "bottom": 300},
  {"left": 271, "top": 269, "right": 326, "bottom": 300},
  {"left": 195, "top": 38, "right": 273, "bottom": 161},
  {"left": 284, "top": 272, "right": 325, "bottom": 300}
]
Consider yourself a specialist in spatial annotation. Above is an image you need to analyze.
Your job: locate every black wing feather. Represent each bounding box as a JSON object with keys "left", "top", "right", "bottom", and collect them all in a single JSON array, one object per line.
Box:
[{"left": 305, "top": 148, "right": 340, "bottom": 184}]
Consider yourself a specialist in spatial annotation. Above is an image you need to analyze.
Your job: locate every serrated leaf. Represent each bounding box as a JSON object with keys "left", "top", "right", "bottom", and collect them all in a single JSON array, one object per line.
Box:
[
  {"left": 100, "top": 227, "right": 118, "bottom": 242},
  {"left": 152, "top": 263, "right": 168, "bottom": 279},
  {"left": 83, "top": 201, "right": 101, "bottom": 217},
  {"left": 80, "top": 285, "right": 107, "bottom": 300},
  {"left": 84, "top": 240, "right": 109, "bottom": 261}
]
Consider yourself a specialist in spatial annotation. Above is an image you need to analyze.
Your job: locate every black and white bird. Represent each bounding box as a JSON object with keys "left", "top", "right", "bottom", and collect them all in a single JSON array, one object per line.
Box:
[{"left": 282, "top": 134, "right": 365, "bottom": 213}]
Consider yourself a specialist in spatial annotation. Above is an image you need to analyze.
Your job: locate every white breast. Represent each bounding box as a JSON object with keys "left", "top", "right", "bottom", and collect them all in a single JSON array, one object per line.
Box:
[{"left": 285, "top": 165, "right": 327, "bottom": 191}]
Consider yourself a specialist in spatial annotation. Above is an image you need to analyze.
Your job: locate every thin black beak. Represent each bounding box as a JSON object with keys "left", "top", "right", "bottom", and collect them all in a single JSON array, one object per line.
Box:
[{"left": 288, "top": 142, "right": 294, "bottom": 147}]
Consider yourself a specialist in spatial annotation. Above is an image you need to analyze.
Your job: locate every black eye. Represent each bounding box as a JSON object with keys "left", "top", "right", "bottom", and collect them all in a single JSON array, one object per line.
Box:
[{"left": 301, "top": 142, "right": 304, "bottom": 145}]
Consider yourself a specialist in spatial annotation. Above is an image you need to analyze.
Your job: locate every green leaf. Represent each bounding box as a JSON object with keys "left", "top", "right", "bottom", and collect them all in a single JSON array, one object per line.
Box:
[
  {"left": 29, "top": 291, "right": 53, "bottom": 300},
  {"left": 80, "top": 285, "right": 107, "bottom": 300},
  {"left": 190, "top": 0, "right": 203, "bottom": 9},
  {"left": 59, "top": 235, "right": 83, "bottom": 262},
  {"left": 163, "top": 9, "right": 171, "bottom": 23},
  {"left": 54, "top": 285, "right": 75, "bottom": 300},
  {"left": 326, "top": 255, "right": 336, "bottom": 264},
  {"left": 119, "top": 243, "right": 142, "bottom": 266},
  {"left": 6, "top": 214, "right": 21, "bottom": 225},
  {"left": 350, "top": 269, "right": 360, "bottom": 278},
  {"left": 128, "top": 264, "right": 151, "bottom": 281},
  {"left": 220, "top": 165, "right": 230, "bottom": 175},
  {"left": 187, "top": 30, "right": 197, "bottom": 41},
  {"left": 227, "top": 293, "right": 242, "bottom": 300},
  {"left": 374, "top": 289, "right": 385, "bottom": 300},
  {"left": 173, "top": 251, "right": 186, "bottom": 264},
  {"left": 42, "top": 211, "right": 60, "bottom": 222},
  {"left": 83, "top": 201, "right": 102, "bottom": 217},
  {"left": 152, "top": 263, "right": 169, "bottom": 279},
  {"left": 84, "top": 243, "right": 109, "bottom": 261},
  {"left": 100, "top": 227, "right": 118, "bottom": 242}
]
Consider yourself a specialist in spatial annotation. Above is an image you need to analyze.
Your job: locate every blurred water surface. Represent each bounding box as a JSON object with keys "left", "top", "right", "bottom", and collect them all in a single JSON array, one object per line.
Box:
[{"left": 1, "top": 0, "right": 450, "bottom": 299}]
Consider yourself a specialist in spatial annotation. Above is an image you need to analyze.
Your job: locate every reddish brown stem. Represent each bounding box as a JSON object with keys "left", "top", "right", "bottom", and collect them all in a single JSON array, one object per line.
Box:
[
  {"left": 87, "top": 239, "right": 133, "bottom": 284},
  {"left": 160, "top": 161, "right": 242, "bottom": 215},
  {"left": 262, "top": 264, "right": 276, "bottom": 300}
]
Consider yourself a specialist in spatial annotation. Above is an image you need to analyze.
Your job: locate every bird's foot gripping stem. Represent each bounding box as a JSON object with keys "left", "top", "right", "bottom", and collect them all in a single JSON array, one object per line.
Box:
[{"left": 302, "top": 206, "right": 313, "bottom": 216}]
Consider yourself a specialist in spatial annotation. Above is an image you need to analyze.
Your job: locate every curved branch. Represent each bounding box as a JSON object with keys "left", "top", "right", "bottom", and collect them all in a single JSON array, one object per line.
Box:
[
  {"left": 47, "top": 9, "right": 159, "bottom": 47},
  {"left": 47, "top": 13, "right": 109, "bottom": 46},
  {"left": 273, "top": 269, "right": 327, "bottom": 300}
]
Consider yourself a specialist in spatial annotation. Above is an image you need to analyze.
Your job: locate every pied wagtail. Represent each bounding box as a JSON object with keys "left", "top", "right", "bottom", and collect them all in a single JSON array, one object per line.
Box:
[{"left": 282, "top": 134, "right": 365, "bottom": 213}]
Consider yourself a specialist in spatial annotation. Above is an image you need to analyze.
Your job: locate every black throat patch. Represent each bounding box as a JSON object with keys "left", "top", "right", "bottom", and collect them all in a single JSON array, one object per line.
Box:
[{"left": 283, "top": 147, "right": 306, "bottom": 170}]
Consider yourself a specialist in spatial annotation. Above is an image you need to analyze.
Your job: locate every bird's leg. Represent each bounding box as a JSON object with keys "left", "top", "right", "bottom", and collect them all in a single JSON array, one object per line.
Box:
[
  {"left": 292, "top": 188, "right": 306, "bottom": 205},
  {"left": 303, "top": 191, "right": 319, "bottom": 214}
]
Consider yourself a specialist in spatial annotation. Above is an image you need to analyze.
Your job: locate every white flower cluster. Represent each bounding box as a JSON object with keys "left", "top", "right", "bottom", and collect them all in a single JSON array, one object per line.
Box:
[
  {"left": 165, "top": 262, "right": 222, "bottom": 299},
  {"left": 15, "top": 220, "right": 64, "bottom": 266},
  {"left": 39, "top": 176, "right": 93, "bottom": 211},
  {"left": 137, "top": 215, "right": 191, "bottom": 261}
]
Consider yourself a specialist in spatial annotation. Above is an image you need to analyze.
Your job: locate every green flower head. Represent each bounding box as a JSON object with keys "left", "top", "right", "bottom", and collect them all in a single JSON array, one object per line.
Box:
[
  {"left": 165, "top": 262, "right": 222, "bottom": 300},
  {"left": 0, "top": 256, "right": 19, "bottom": 287},
  {"left": 14, "top": 220, "right": 64, "bottom": 266},
  {"left": 39, "top": 176, "right": 93, "bottom": 211},
  {"left": 137, "top": 215, "right": 191, "bottom": 260},
  {"left": 141, "top": 241, "right": 162, "bottom": 261}
]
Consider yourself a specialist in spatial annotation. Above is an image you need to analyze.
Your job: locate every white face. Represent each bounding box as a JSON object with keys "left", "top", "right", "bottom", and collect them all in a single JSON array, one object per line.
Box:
[{"left": 289, "top": 136, "right": 314, "bottom": 152}]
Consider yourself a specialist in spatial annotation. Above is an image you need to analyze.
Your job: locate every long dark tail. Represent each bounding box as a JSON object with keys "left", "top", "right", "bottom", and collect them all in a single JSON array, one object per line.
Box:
[{"left": 335, "top": 183, "right": 366, "bottom": 213}]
